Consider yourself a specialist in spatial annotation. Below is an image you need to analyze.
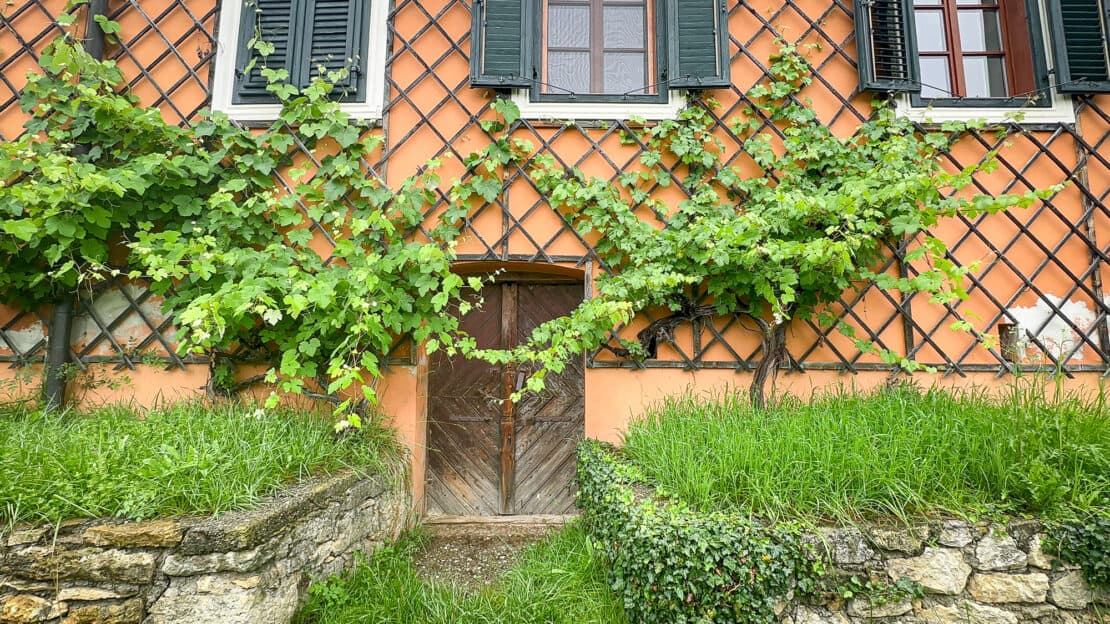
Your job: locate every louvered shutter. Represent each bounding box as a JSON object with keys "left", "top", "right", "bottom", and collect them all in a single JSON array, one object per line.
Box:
[
  {"left": 854, "top": 0, "right": 919, "bottom": 92},
  {"left": 470, "top": 0, "right": 532, "bottom": 87},
  {"left": 665, "top": 0, "right": 730, "bottom": 88},
  {"left": 233, "top": 0, "right": 296, "bottom": 103},
  {"left": 1045, "top": 0, "right": 1110, "bottom": 93},
  {"left": 300, "top": 0, "right": 370, "bottom": 99}
]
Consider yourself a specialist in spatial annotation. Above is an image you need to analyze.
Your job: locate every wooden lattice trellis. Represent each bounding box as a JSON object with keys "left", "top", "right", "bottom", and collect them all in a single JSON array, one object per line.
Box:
[{"left": 1, "top": 0, "right": 1108, "bottom": 380}]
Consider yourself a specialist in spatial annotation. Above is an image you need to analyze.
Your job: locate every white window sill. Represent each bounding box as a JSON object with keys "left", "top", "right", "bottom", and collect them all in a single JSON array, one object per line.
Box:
[
  {"left": 511, "top": 90, "right": 687, "bottom": 121},
  {"left": 211, "top": 101, "right": 383, "bottom": 124},
  {"left": 894, "top": 93, "right": 1075, "bottom": 125}
]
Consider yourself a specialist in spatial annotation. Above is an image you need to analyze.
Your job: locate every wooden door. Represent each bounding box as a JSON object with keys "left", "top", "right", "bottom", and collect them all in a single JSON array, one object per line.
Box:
[{"left": 426, "top": 275, "right": 584, "bottom": 516}]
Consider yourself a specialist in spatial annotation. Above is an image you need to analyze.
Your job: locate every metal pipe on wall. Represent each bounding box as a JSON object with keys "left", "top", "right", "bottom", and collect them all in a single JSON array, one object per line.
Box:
[{"left": 43, "top": 0, "right": 109, "bottom": 411}]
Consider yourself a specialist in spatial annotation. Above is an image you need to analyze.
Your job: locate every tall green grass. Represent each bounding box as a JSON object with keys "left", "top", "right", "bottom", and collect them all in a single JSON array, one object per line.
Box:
[
  {"left": 0, "top": 401, "right": 396, "bottom": 525},
  {"left": 622, "top": 383, "right": 1110, "bottom": 522},
  {"left": 295, "top": 523, "right": 626, "bottom": 624}
]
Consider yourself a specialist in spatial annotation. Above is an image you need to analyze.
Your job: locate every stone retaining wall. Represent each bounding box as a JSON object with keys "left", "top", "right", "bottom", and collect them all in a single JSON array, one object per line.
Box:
[
  {"left": 0, "top": 470, "right": 410, "bottom": 624},
  {"left": 795, "top": 520, "right": 1107, "bottom": 624}
]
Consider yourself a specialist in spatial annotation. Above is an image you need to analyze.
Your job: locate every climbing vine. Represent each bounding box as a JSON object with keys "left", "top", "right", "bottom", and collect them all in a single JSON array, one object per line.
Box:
[
  {"left": 3, "top": 30, "right": 486, "bottom": 422},
  {"left": 1, "top": 23, "right": 1061, "bottom": 416},
  {"left": 0, "top": 32, "right": 221, "bottom": 308},
  {"left": 130, "top": 50, "right": 496, "bottom": 422},
  {"left": 489, "top": 44, "right": 1060, "bottom": 405}
]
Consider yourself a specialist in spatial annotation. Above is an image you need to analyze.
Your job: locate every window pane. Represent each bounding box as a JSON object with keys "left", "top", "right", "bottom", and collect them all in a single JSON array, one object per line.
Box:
[
  {"left": 963, "top": 55, "right": 1008, "bottom": 97},
  {"left": 603, "top": 5, "right": 645, "bottom": 49},
  {"left": 958, "top": 10, "right": 1003, "bottom": 52},
  {"left": 549, "top": 4, "right": 590, "bottom": 48},
  {"left": 918, "top": 56, "right": 952, "bottom": 96},
  {"left": 548, "top": 51, "right": 592, "bottom": 93},
  {"left": 604, "top": 52, "right": 647, "bottom": 94},
  {"left": 957, "top": 0, "right": 996, "bottom": 5},
  {"left": 914, "top": 10, "right": 947, "bottom": 52},
  {"left": 914, "top": 0, "right": 942, "bottom": 5}
]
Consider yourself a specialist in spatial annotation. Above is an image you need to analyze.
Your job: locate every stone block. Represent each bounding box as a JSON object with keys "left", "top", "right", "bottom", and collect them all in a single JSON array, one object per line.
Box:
[
  {"left": 146, "top": 573, "right": 300, "bottom": 624},
  {"left": 967, "top": 572, "right": 1049, "bottom": 603},
  {"left": 818, "top": 527, "right": 876, "bottom": 565},
  {"left": 937, "top": 520, "right": 976, "bottom": 548},
  {"left": 4, "top": 528, "right": 48, "bottom": 548},
  {"left": 887, "top": 547, "right": 972, "bottom": 595},
  {"left": 56, "top": 588, "right": 134, "bottom": 602},
  {"left": 1026, "top": 534, "right": 1055, "bottom": 569},
  {"left": 846, "top": 596, "right": 913, "bottom": 618},
  {"left": 867, "top": 526, "right": 929, "bottom": 555},
  {"left": 1049, "top": 571, "right": 1093, "bottom": 610},
  {"left": 3, "top": 548, "right": 156, "bottom": 584},
  {"left": 60, "top": 598, "right": 142, "bottom": 624},
  {"left": 974, "top": 531, "right": 1027, "bottom": 571},
  {"left": 82, "top": 519, "right": 183, "bottom": 549},
  {"left": 1006, "top": 520, "right": 1041, "bottom": 547},
  {"left": 794, "top": 606, "right": 852, "bottom": 624},
  {"left": 161, "top": 547, "right": 271, "bottom": 577},
  {"left": 920, "top": 599, "right": 1019, "bottom": 624},
  {"left": 0, "top": 594, "right": 65, "bottom": 623}
]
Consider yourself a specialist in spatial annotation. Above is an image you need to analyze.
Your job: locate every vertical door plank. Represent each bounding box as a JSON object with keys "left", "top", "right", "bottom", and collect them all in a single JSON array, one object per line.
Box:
[
  {"left": 512, "top": 283, "right": 586, "bottom": 514},
  {"left": 426, "top": 284, "right": 505, "bottom": 516},
  {"left": 499, "top": 283, "right": 518, "bottom": 515}
]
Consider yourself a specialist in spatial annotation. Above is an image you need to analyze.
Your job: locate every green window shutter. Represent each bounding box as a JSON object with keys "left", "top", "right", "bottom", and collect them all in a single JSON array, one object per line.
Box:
[
  {"left": 1046, "top": 0, "right": 1110, "bottom": 93},
  {"left": 854, "top": 0, "right": 919, "bottom": 92},
  {"left": 470, "top": 0, "right": 532, "bottom": 88},
  {"left": 665, "top": 0, "right": 730, "bottom": 88},
  {"left": 299, "top": 0, "right": 371, "bottom": 100},
  {"left": 234, "top": 0, "right": 297, "bottom": 103}
]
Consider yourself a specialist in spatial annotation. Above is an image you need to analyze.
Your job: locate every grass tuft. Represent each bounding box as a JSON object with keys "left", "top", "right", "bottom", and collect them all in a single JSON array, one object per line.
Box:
[
  {"left": 622, "top": 382, "right": 1110, "bottom": 522},
  {"left": 0, "top": 401, "right": 396, "bottom": 526},
  {"left": 294, "top": 523, "right": 626, "bottom": 624}
]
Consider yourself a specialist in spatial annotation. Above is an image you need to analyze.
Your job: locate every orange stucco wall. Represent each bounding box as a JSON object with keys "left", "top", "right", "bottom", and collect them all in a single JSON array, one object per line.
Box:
[{"left": 3, "top": 0, "right": 1110, "bottom": 513}]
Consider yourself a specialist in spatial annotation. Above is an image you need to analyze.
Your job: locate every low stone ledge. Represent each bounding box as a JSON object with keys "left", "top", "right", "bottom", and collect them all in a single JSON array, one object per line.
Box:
[
  {"left": 0, "top": 466, "right": 409, "bottom": 624},
  {"left": 784, "top": 519, "right": 1108, "bottom": 624}
]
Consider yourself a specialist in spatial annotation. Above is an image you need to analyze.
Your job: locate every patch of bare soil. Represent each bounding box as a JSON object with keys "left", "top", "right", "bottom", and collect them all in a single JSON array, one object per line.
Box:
[{"left": 411, "top": 519, "right": 568, "bottom": 591}]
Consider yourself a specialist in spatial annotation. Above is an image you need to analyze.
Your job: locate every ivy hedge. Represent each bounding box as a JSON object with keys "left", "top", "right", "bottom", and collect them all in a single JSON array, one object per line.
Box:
[
  {"left": 575, "top": 440, "right": 825, "bottom": 624},
  {"left": 579, "top": 438, "right": 1110, "bottom": 623},
  {"left": 1048, "top": 513, "right": 1110, "bottom": 589}
]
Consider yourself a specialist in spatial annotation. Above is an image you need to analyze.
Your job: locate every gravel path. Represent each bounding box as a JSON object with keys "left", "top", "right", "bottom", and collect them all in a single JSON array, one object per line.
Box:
[{"left": 411, "top": 519, "right": 570, "bottom": 591}]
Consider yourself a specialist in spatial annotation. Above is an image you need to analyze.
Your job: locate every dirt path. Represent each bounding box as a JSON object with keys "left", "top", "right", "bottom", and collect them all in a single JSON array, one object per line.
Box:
[{"left": 412, "top": 517, "right": 572, "bottom": 591}]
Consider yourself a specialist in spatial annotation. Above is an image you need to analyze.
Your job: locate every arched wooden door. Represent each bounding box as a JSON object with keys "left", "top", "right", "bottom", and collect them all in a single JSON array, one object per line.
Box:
[{"left": 426, "top": 273, "right": 585, "bottom": 516}]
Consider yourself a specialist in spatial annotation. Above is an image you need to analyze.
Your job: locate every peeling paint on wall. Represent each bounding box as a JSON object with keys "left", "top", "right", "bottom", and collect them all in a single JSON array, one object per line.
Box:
[
  {"left": 0, "top": 320, "right": 45, "bottom": 355},
  {"left": 1006, "top": 295, "right": 1098, "bottom": 361},
  {"left": 0, "top": 285, "right": 169, "bottom": 359},
  {"left": 71, "top": 285, "right": 167, "bottom": 356}
]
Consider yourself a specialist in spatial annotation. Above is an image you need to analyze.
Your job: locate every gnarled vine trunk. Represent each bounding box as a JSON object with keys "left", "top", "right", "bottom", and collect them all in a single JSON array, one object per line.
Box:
[
  {"left": 607, "top": 300, "right": 790, "bottom": 410},
  {"left": 745, "top": 315, "right": 788, "bottom": 410}
]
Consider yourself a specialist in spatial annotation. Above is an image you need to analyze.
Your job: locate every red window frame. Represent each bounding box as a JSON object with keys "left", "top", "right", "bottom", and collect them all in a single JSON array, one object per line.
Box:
[{"left": 914, "top": 0, "right": 1036, "bottom": 98}]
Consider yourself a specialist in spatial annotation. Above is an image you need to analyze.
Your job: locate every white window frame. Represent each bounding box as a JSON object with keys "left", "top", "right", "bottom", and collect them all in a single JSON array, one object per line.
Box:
[
  {"left": 511, "top": 90, "right": 687, "bottom": 121},
  {"left": 896, "top": 0, "right": 1075, "bottom": 124},
  {"left": 211, "top": 0, "right": 389, "bottom": 122}
]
